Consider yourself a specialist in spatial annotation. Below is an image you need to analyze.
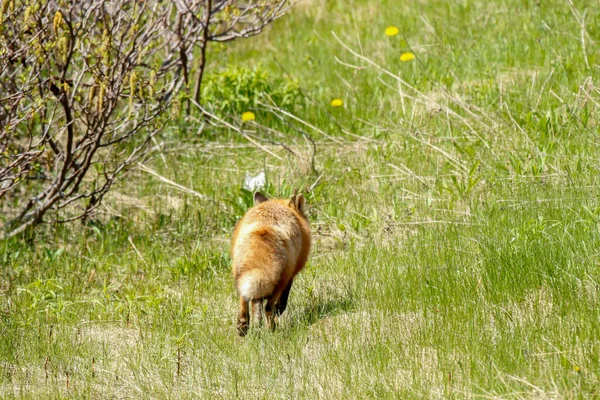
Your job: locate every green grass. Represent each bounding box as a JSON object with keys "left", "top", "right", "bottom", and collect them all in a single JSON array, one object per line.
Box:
[{"left": 2, "top": 0, "right": 600, "bottom": 398}]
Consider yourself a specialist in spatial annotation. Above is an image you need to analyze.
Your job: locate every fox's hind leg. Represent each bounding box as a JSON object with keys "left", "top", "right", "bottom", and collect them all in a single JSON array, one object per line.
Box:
[
  {"left": 237, "top": 297, "right": 250, "bottom": 336},
  {"left": 251, "top": 299, "right": 263, "bottom": 327},
  {"left": 275, "top": 279, "right": 293, "bottom": 316},
  {"left": 265, "top": 296, "right": 278, "bottom": 332}
]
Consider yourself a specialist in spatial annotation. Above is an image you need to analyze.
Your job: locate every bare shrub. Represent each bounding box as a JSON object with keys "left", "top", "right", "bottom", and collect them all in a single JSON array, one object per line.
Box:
[{"left": 0, "top": 0, "right": 289, "bottom": 239}]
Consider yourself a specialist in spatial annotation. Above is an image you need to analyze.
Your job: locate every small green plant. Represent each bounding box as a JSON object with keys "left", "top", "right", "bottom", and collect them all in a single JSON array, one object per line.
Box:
[
  {"left": 442, "top": 160, "right": 482, "bottom": 198},
  {"left": 201, "top": 65, "right": 303, "bottom": 117}
]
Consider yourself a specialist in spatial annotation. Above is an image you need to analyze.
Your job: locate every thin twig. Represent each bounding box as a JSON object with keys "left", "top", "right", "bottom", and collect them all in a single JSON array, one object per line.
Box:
[
  {"left": 127, "top": 235, "right": 148, "bottom": 266},
  {"left": 137, "top": 163, "right": 207, "bottom": 199},
  {"left": 189, "top": 99, "right": 284, "bottom": 160}
]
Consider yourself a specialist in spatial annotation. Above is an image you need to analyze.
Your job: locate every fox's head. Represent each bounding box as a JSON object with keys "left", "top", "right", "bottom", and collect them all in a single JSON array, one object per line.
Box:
[{"left": 254, "top": 190, "right": 308, "bottom": 220}]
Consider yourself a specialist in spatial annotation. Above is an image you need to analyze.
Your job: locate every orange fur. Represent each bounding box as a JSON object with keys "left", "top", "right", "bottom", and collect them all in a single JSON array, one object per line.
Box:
[{"left": 231, "top": 192, "right": 311, "bottom": 336}]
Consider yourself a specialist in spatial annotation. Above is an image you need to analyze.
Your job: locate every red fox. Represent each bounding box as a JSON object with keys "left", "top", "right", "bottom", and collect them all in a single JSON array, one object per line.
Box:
[{"left": 231, "top": 191, "right": 311, "bottom": 336}]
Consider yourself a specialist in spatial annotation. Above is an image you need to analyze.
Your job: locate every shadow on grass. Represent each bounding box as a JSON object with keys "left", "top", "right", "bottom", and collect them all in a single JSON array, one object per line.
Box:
[{"left": 294, "top": 293, "right": 355, "bottom": 327}]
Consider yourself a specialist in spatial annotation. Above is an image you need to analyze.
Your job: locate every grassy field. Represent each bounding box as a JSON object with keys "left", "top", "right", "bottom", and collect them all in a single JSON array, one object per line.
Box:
[{"left": 2, "top": 0, "right": 600, "bottom": 398}]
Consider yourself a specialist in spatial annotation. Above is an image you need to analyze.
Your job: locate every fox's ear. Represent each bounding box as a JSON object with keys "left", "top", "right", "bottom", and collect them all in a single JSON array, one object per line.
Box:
[
  {"left": 253, "top": 192, "right": 269, "bottom": 205},
  {"left": 288, "top": 188, "right": 298, "bottom": 208},
  {"left": 294, "top": 194, "right": 305, "bottom": 213}
]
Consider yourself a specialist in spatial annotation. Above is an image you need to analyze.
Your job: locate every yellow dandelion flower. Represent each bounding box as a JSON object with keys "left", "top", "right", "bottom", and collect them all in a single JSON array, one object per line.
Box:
[
  {"left": 385, "top": 26, "right": 399, "bottom": 37},
  {"left": 400, "top": 52, "right": 416, "bottom": 62},
  {"left": 241, "top": 111, "right": 255, "bottom": 122},
  {"left": 330, "top": 98, "right": 343, "bottom": 107}
]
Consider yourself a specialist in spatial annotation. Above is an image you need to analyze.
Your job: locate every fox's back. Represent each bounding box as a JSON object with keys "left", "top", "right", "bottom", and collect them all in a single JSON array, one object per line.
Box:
[{"left": 232, "top": 200, "right": 307, "bottom": 274}]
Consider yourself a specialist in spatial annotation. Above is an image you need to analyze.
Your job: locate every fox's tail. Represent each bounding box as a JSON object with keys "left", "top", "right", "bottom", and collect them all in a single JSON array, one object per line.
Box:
[{"left": 237, "top": 269, "right": 276, "bottom": 300}]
